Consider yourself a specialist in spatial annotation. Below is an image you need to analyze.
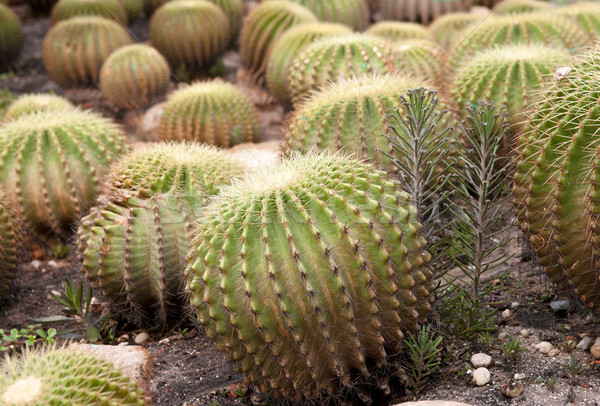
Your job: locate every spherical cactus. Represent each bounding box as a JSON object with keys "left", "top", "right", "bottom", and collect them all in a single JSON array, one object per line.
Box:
[
  {"left": 392, "top": 39, "right": 444, "bottom": 85},
  {"left": 119, "top": 0, "right": 143, "bottom": 22},
  {"left": 266, "top": 0, "right": 370, "bottom": 31},
  {"left": 240, "top": 1, "right": 317, "bottom": 82},
  {"left": 50, "top": 0, "right": 129, "bottom": 25},
  {"left": 42, "top": 17, "right": 133, "bottom": 88},
  {"left": 493, "top": 0, "right": 552, "bottom": 15},
  {"left": 287, "top": 34, "right": 396, "bottom": 105},
  {"left": 0, "top": 107, "right": 128, "bottom": 238},
  {"left": 0, "top": 347, "right": 150, "bottom": 405},
  {"left": 208, "top": 0, "right": 244, "bottom": 42},
  {"left": 3, "top": 93, "right": 73, "bottom": 122},
  {"left": 186, "top": 152, "right": 433, "bottom": 400},
  {"left": 0, "top": 4, "right": 22, "bottom": 69},
  {"left": 514, "top": 45, "right": 600, "bottom": 311},
  {"left": 100, "top": 44, "right": 170, "bottom": 110},
  {"left": 552, "top": 2, "right": 600, "bottom": 38},
  {"left": 379, "top": 0, "right": 470, "bottom": 24},
  {"left": 451, "top": 44, "right": 568, "bottom": 127},
  {"left": 428, "top": 12, "right": 488, "bottom": 47},
  {"left": 366, "top": 21, "right": 434, "bottom": 42},
  {"left": 266, "top": 22, "right": 352, "bottom": 105},
  {"left": 149, "top": 0, "right": 230, "bottom": 73},
  {"left": 0, "top": 189, "right": 19, "bottom": 301},
  {"left": 159, "top": 80, "right": 261, "bottom": 147}
]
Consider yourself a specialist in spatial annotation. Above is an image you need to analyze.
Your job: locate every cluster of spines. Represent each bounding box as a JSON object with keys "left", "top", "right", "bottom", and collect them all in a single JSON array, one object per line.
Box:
[
  {"left": 50, "top": 0, "right": 129, "bottom": 25},
  {"left": 269, "top": 0, "right": 370, "bottom": 30},
  {"left": 392, "top": 39, "right": 444, "bottom": 85},
  {"left": 379, "top": 0, "right": 470, "bottom": 24},
  {"left": 552, "top": 2, "right": 600, "bottom": 38},
  {"left": 0, "top": 4, "right": 23, "bottom": 68},
  {"left": 3, "top": 93, "right": 73, "bottom": 122},
  {"left": 366, "top": 21, "right": 434, "bottom": 42}
]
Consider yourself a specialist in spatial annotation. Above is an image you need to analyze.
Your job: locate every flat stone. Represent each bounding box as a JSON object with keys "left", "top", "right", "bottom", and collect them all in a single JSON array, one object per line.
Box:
[
  {"left": 227, "top": 140, "right": 281, "bottom": 169},
  {"left": 520, "top": 329, "right": 530, "bottom": 339},
  {"left": 548, "top": 348, "right": 560, "bottom": 357},
  {"left": 535, "top": 341, "right": 553, "bottom": 354},
  {"left": 136, "top": 102, "right": 165, "bottom": 142},
  {"left": 471, "top": 353, "right": 492, "bottom": 368},
  {"left": 577, "top": 336, "right": 593, "bottom": 351},
  {"left": 394, "top": 402, "right": 475, "bottom": 406},
  {"left": 590, "top": 337, "right": 600, "bottom": 359},
  {"left": 501, "top": 309, "right": 512, "bottom": 318},
  {"left": 472, "top": 367, "right": 491, "bottom": 386},
  {"left": 549, "top": 300, "right": 571, "bottom": 314}
]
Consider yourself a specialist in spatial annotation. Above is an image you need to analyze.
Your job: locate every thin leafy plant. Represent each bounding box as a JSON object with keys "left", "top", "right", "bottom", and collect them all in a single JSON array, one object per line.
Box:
[
  {"left": 561, "top": 354, "right": 588, "bottom": 386},
  {"left": 403, "top": 325, "right": 443, "bottom": 398},
  {"left": 499, "top": 336, "right": 526, "bottom": 360},
  {"left": 0, "top": 325, "right": 56, "bottom": 352}
]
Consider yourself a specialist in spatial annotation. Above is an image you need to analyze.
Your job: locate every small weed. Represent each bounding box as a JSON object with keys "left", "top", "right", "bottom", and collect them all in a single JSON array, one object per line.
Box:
[
  {"left": 227, "top": 383, "right": 248, "bottom": 398},
  {"left": 499, "top": 336, "right": 526, "bottom": 360},
  {"left": 544, "top": 376, "right": 556, "bottom": 392},
  {"left": 50, "top": 243, "right": 72, "bottom": 259},
  {"left": 208, "top": 400, "right": 218, "bottom": 406},
  {"left": 539, "top": 293, "right": 552, "bottom": 303},
  {"left": 556, "top": 323, "right": 567, "bottom": 334},
  {"left": 566, "top": 386, "right": 576, "bottom": 403},
  {"left": 561, "top": 354, "right": 587, "bottom": 385},
  {"left": 403, "top": 326, "right": 443, "bottom": 398},
  {"left": 476, "top": 331, "right": 496, "bottom": 348},
  {"left": 173, "top": 327, "right": 189, "bottom": 336},
  {"left": 0, "top": 325, "right": 56, "bottom": 352}
]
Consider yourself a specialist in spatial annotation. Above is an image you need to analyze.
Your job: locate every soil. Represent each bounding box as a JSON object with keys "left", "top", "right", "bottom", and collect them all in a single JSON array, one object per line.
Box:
[{"left": 1, "top": 3, "right": 600, "bottom": 406}]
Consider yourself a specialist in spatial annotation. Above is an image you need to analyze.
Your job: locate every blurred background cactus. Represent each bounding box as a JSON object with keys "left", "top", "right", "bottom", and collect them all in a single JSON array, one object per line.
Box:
[
  {"left": 0, "top": 4, "right": 23, "bottom": 70},
  {"left": 50, "top": 0, "right": 129, "bottom": 25},
  {"left": 492, "top": 0, "right": 552, "bottom": 14},
  {"left": 268, "top": 0, "right": 370, "bottom": 30},
  {"left": 209, "top": 0, "right": 244, "bottom": 42},
  {"left": 366, "top": 21, "right": 434, "bottom": 42},
  {"left": 428, "top": 12, "right": 488, "bottom": 47},
  {"left": 3, "top": 93, "right": 73, "bottom": 122},
  {"left": 119, "top": 0, "right": 142, "bottom": 22},
  {"left": 0, "top": 189, "right": 20, "bottom": 302},
  {"left": 391, "top": 39, "right": 444, "bottom": 85},
  {"left": 379, "top": 0, "right": 470, "bottom": 24},
  {"left": 25, "top": 0, "right": 59, "bottom": 13},
  {"left": 551, "top": 2, "right": 600, "bottom": 38}
]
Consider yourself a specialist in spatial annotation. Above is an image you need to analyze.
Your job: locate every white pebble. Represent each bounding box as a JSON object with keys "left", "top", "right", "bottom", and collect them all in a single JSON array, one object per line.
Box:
[
  {"left": 134, "top": 332, "right": 149, "bottom": 345},
  {"left": 536, "top": 341, "right": 553, "bottom": 354},
  {"left": 472, "top": 367, "right": 491, "bottom": 386},
  {"left": 47, "top": 260, "right": 58, "bottom": 268},
  {"left": 520, "top": 329, "right": 530, "bottom": 338},
  {"left": 502, "top": 309, "right": 512, "bottom": 318},
  {"left": 548, "top": 348, "right": 560, "bottom": 357},
  {"left": 514, "top": 373, "right": 525, "bottom": 380},
  {"left": 158, "top": 338, "right": 170, "bottom": 345},
  {"left": 576, "top": 336, "right": 593, "bottom": 351},
  {"left": 30, "top": 260, "right": 41, "bottom": 269},
  {"left": 471, "top": 353, "right": 492, "bottom": 368}
]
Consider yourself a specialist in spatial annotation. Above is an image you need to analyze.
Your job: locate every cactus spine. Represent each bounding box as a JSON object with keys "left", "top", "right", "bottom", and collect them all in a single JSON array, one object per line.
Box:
[
  {"left": 379, "top": 0, "right": 470, "bottom": 24},
  {"left": 552, "top": 2, "right": 600, "bottom": 38},
  {"left": 0, "top": 4, "right": 22, "bottom": 69},
  {"left": 187, "top": 153, "right": 433, "bottom": 400},
  {"left": 428, "top": 12, "right": 488, "bottom": 47},
  {"left": 3, "top": 93, "right": 73, "bottom": 122},
  {"left": 267, "top": 0, "right": 370, "bottom": 30},
  {"left": 366, "top": 21, "right": 434, "bottom": 42},
  {"left": 50, "top": 0, "right": 129, "bottom": 25},
  {"left": 0, "top": 189, "right": 19, "bottom": 301},
  {"left": 392, "top": 39, "right": 444, "bottom": 85}
]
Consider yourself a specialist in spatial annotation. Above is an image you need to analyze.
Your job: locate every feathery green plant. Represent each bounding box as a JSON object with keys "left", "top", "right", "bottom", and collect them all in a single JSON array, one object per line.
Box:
[{"left": 403, "top": 326, "right": 442, "bottom": 399}]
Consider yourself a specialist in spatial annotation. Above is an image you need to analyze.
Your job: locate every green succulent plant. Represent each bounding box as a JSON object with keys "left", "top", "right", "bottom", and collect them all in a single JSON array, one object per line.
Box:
[
  {"left": 3, "top": 93, "right": 73, "bottom": 123},
  {"left": 493, "top": 0, "right": 552, "bottom": 14},
  {"left": 428, "top": 12, "right": 488, "bottom": 47},
  {"left": 265, "top": 22, "right": 352, "bottom": 105},
  {"left": 100, "top": 44, "right": 170, "bottom": 110},
  {"left": 0, "top": 107, "right": 128, "bottom": 239},
  {"left": 552, "top": 2, "right": 600, "bottom": 38},
  {"left": 266, "top": 0, "right": 370, "bottom": 30},
  {"left": 379, "top": 0, "right": 470, "bottom": 24},
  {"left": 366, "top": 21, "right": 434, "bottom": 42},
  {"left": 187, "top": 152, "right": 433, "bottom": 400},
  {"left": 119, "top": 0, "right": 143, "bottom": 22},
  {"left": 0, "top": 346, "right": 150, "bottom": 405},
  {"left": 158, "top": 80, "right": 261, "bottom": 147},
  {"left": 50, "top": 0, "right": 129, "bottom": 25},
  {"left": 0, "top": 4, "right": 23, "bottom": 69},
  {"left": 514, "top": 44, "right": 600, "bottom": 311},
  {"left": 0, "top": 189, "right": 19, "bottom": 301},
  {"left": 42, "top": 16, "right": 133, "bottom": 87},
  {"left": 392, "top": 39, "right": 444, "bottom": 85}
]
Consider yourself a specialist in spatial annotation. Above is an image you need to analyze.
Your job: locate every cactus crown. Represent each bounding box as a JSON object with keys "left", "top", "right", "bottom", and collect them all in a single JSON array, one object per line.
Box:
[
  {"left": 379, "top": 0, "right": 470, "bottom": 24},
  {"left": 428, "top": 12, "right": 488, "bottom": 47},
  {"left": 366, "top": 21, "right": 434, "bottom": 42},
  {"left": 392, "top": 39, "right": 444, "bottom": 84},
  {"left": 493, "top": 0, "right": 552, "bottom": 15},
  {"left": 3, "top": 93, "right": 73, "bottom": 122},
  {"left": 50, "top": 0, "right": 129, "bottom": 25},
  {"left": 265, "top": 0, "right": 370, "bottom": 30},
  {"left": 0, "top": 4, "right": 23, "bottom": 68}
]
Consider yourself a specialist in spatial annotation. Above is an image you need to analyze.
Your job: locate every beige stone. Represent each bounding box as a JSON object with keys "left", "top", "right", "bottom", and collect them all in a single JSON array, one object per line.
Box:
[
  {"left": 590, "top": 337, "right": 600, "bottom": 359},
  {"left": 227, "top": 140, "right": 281, "bottom": 169},
  {"left": 394, "top": 401, "right": 475, "bottom": 406}
]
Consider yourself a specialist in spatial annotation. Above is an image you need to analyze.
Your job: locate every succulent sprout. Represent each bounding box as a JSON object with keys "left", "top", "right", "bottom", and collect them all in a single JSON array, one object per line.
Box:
[
  {"left": 100, "top": 44, "right": 170, "bottom": 110},
  {"left": 3, "top": 93, "right": 73, "bottom": 122},
  {"left": 50, "top": 0, "right": 129, "bottom": 25},
  {"left": 366, "top": 21, "right": 434, "bottom": 42},
  {"left": 159, "top": 80, "right": 261, "bottom": 147},
  {"left": 208, "top": 0, "right": 244, "bottom": 42},
  {"left": 187, "top": 152, "right": 433, "bottom": 400},
  {"left": 514, "top": 45, "right": 600, "bottom": 311},
  {"left": 287, "top": 33, "right": 396, "bottom": 105},
  {"left": 392, "top": 39, "right": 444, "bottom": 85},
  {"left": 266, "top": 22, "right": 352, "bottom": 105},
  {"left": 119, "top": 0, "right": 143, "bottom": 22},
  {"left": 149, "top": 0, "right": 230, "bottom": 73},
  {"left": 493, "top": 0, "right": 552, "bottom": 14},
  {"left": 0, "top": 189, "right": 19, "bottom": 301},
  {"left": 0, "top": 107, "right": 128, "bottom": 238},
  {"left": 266, "top": 0, "right": 370, "bottom": 30},
  {"left": 428, "top": 12, "right": 488, "bottom": 47},
  {"left": 0, "top": 4, "right": 22, "bottom": 69},
  {"left": 42, "top": 16, "right": 133, "bottom": 87},
  {"left": 240, "top": 1, "right": 317, "bottom": 82},
  {"left": 552, "top": 2, "right": 600, "bottom": 38},
  {"left": 379, "top": 0, "right": 470, "bottom": 24},
  {"left": 0, "top": 347, "right": 150, "bottom": 405}
]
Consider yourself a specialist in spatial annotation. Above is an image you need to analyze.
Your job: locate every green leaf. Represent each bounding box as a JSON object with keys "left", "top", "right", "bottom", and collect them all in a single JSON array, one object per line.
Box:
[{"left": 30, "top": 315, "right": 73, "bottom": 323}]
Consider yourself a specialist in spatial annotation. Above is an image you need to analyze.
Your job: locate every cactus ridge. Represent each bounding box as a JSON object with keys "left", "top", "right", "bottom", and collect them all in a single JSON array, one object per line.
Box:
[
  {"left": 428, "top": 12, "right": 488, "bottom": 47},
  {"left": 158, "top": 80, "right": 261, "bottom": 147},
  {"left": 493, "top": 0, "right": 552, "bottom": 15},
  {"left": 42, "top": 16, "right": 133, "bottom": 87},
  {"left": 0, "top": 188, "right": 19, "bottom": 301},
  {"left": 392, "top": 39, "right": 444, "bottom": 85},
  {"left": 51, "top": 0, "right": 129, "bottom": 25},
  {"left": 366, "top": 21, "right": 434, "bottom": 42},
  {"left": 208, "top": 0, "right": 244, "bottom": 41},
  {"left": 267, "top": 0, "right": 370, "bottom": 30},
  {"left": 0, "top": 4, "right": 23, "bottom": 68},
  {"left": 552, "top": 2, "right": 600, "bottom": 38},
  {"left": 379, "top": 0, "right": 470, "bottom": 24},
  {"left": 187, "top": 152, "right": 433, "bottom": 400},
  {"left": 3, "top": 93, "right": 73, "bottom": 123}
]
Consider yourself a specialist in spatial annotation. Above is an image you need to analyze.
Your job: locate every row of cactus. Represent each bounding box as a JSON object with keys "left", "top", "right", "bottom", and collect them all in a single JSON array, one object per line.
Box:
[
  {"left": 0, "top": 4, "right": 22, "bottom": 69},
  {"left": 366, "top": 20, "right": 434, "bottom": 42}
]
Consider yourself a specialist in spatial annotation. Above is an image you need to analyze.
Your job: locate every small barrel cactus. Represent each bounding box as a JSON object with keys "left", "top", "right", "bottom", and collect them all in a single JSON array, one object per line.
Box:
[
  {"left": 100, "top": 44, "right": 170, "bottom": 110},
  {"left": 366, "top": 21, "right": 434, "bottom": 42},
  {"left": 287, "top": 33, "right": 396, "bottom": 105},
  {"left": 50, "top": 0, "right": 129, "bottom": 25},
  {"left": 552, "top": 2, "right": 600, "bottom": 38},
  {"left": 240, "top": 1, "right": 317, "bottom": 82},
  {"left": 0, "top": 107, "right": 128, "bottom": 238},
  {"left": 187, "top": 152, "right": 433, "bottom": 400},
  {"left": 209, "top": 0, "right": 244, "bottom": 42},
  {"left": 159, "top": 80, "right": 261, "bottom": 147},
  {"left": 119, "top": 0, "right": 143, "bottom": 22},
  {"left": 493, "top": 0, "right": 552, "bottom": 15},
  {"left": 42, "top": 16, "right": 133, "bottom": 87},
  {"left": 428, "top": 12, "right": 488, "bottom": 47},
  {"left": 0, "top": 347, "right": 150, "bottom": 405},
  {"left": 0, "top": 4, "right": 23, "bottom": 69},
  {"left": 392, "top": 39, "right": 444, "bottom": 85},
  {"left": 379, "top": 0, "right": 470, "bottom": 24},
  {"left": 149, "top": 0, "right": 230, "bottom": 74},
  {"left": 3, "top": 93, "right": 73, "bottom": 122},
  {"left": 514, "top": 45, "right": 600, "bottom": 310},
  {"left": 451, "top": 44, "right": 568, "bottom": 127},
  {"left": 0, "top": 189, "right": 19, "bottom": 301},
  {"left": 267, "top": 0, "right": 370, "bottom": 30},
  {"left": 266, "top": 22, "right": 352, "bottom": 105}
]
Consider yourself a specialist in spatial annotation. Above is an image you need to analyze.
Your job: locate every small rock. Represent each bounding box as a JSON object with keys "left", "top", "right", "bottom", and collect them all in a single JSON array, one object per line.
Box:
[
  {"left": 554, "top": 66, "right": 572, "bottom": 81},
  {"left": 472, "top": 367, "right": 491, "bottom": 386},
  {"left": 565, "top": 336, "right": 577, "bottom": 350},
  {"left": 117, "top": 334, "right": 129, "bottom": 343},
  {"left": 471, "top": 353, "right": 492, "bottom": 368},
  {"left": 158, "top": 337, "right": 170, "bottom": 345},
  {"left": 549, "top": 300, "right": 571, "bottom": 314},
  {"left": 30, "top": 260, "right": 41, "bottom": 269},
  {"left": 89, "top": 297, "right": 102, "bottom": 313},
  {"left": 520, "top": 329, "right": 530, "bottom": 339},
  {"left": 501, "top": 380, "right": 524, "bottom": 398},
  {"left": 510, "top": 301, "right": 520, "bottom": 309},
  {"left": 548, "top": 348, "right": 560, "bottom": 357},
  {"left": 498, "top": 331, "right": 509, "bottom": 340},
  {"left": 227, "top": 140, "right": 282, "bottom": 169},
  {"left": 393, "top": 402, "right": 475, "bottom": 406},
  {"left": 535, "top": 341, "right": 554, "bottom": 354},
  {"left": 136, "top": 102, "right": 165, "bottom": 142},
  {"left": 590, "top": 337, "right": 600, "bottom": 359},
  {"left": 47, "top": 260, "right": 57, "bottom": 268},
  {"left": 501, "top": 309, "right": 512, "bottom": 319},
  {"left": 576, "top": 336, "right": 593, "bottom": 351},
  {"left": 118, "top": 342, "right": 129, "bottom": 347},
  {"left": 513, "top": 373, "right": 525, "bottom": 380},
  {"left": 134, "top": 332, "right": 149, "bottom": 345}
]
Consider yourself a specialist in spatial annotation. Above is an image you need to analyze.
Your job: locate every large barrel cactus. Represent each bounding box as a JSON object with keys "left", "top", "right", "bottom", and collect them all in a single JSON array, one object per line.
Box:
[
  {"left": 379, "top": 0, "right": 470, "bottom": 24},
  {"left": 0, "top": 189, "right": 19, "bottom": 301},
  {"left": 268, "top": 0, "right": 370, "bottom": 30},
  {"left": 428, "top": 12, "right": 488, "bottom": 47},
  {"left": 493, "top": 0, "right": 552, "bottom": 15},
  {"left": 392, "top": 39, "right": 444, "bottom": 85},
  {"left": 187, "top": 153, "right": 433, "bottom": 400},
  {"left": 3, "top": 93, "right": 73, "bottom": 122},
  {"left": 366, "top": 21, "right": 434, "bottom": 42},
  {"left": 0, "top": 4, "right": 23, "bottom": 69},
  {"left": 0, "top": 107, "right": 128, "bottom": 238},
  {"left": 42, "top": 16, "right": 133, "bottom": 87},
  {"left": 552, "top": 2, "right": 600, "bottom": 38},
  {"left": 514, "top": 45, "right": 600, "bottom": 310},
  {"left": 50, "top": 0, "right": 129, "bottom": 25}
]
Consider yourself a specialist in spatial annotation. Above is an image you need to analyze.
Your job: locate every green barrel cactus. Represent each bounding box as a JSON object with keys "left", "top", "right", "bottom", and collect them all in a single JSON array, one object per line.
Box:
[
  {"left": 287, "top": 33, "right": 396, "bottom": 105},
  {"left": 187, "top": 152, "right": 433, "bottom": 400},
  {"left": 0, "top": 347, "right": 150, "bottom": 405},
  {"left": 267, "top": 0, "right": 370, "bottom": 30},
  {"left": 100, "top": 44, "right": 170, "bottom": 110},
  {"left": 149, "top": 0, "right": 230, "bottom": 74},
  {"left": 50, "top": 0, "right": 129, "bottom": 25},
  {"left": 159, "top": 80, "right": 261, "bottom": 147},
  {"left": 493, "top": 0, "right": 552, "bottom": 14},
  {"left": 42, "top": 16, "right": 133, "bottom": 88},
  {"left": 0, "top": 107, "right": 128, "bottom": 238},
  {"left": 451, "top": 44, "right": 568, "bottom": 127},
  {"left": 119, "top": 0, "right": 143, "bottom": 22},
  {"left": 3, "top": 93, "right": 73, "bottom": 122},
  {"left": 514, "top": 45, "right": 600, "bottom": 310},
  {"left": 266, "top": 22, "right": 352, "bottom": 105},
  {"left": 392, "top": 39, "right": 444, "bottom": 85},
  {"left": 366, "top": 21, "right": 434, "bottom": 42},
  {"left": 428, "top": 12, "right": 488, "bottom": 47},
  {"left": 379, "top": 0, "right": 470, "bottom": 24},
  {"left": 209, "top": 0, "right": 244, "bottom": 42},
  {"left": 0, "top": 189, "right": 19, "bottom": 301},
  {"left": 552, "top": 2, "right": 600, "bottom": 38},
  {"left": 240, "top": 1, "right": 317, "bottom": 82},
  {"left": 0, "top": 4, "right": 22, "bottom": 69}
]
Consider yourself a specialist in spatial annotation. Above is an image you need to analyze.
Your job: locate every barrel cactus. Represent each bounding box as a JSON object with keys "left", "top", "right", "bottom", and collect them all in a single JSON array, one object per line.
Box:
[
  {"left": 552, "top": 2, "right": 600, "bottom": 38},
  {"left": 149, "top": 0, "right": 230, "bottom": 73},
  {"left": 0, "top": 4, "right": 22, "bottom": 69},
  {"left": 50, "top": 0, "right": 128, "bottom": 25},
  {"left": 379, "top": 0, "right": 470, "bottom": 24},
  {"left": 428, "top": 12, "right": 488, "bottom": 47},
  {"left": 209, "top": 0, "right": 244, "bottom": 42},
  {"left": 42, "top": 17, "right": 133, "bottom": 87},
  {"left": 119, "top": 0, "right": 142, "bottom": 21},
  {"left": 287, "top": 34, "right": 396, "bottom": 105},
  {"left": 267, "top": 0, "right": 370, "bottom": 30},
  {"left": 392, "top": 39, "right": 444, "bottom": 85},
  {"left": 493, "top": 0, "right": 552, "bottom": 14},
  {"left": 187, "top": 152, "right": 433, "bottom": 400},
  {"left": 266, "top": 22, "right": 352, "bottom": 105},
  {"left": 159, "top": 80, "right": 261, "bottom": 147},
  {"left": 100, "top": 44, "right": 170, "bottom": 110},
  {"left": 3, "top": 93, "right": 73, "bottom": 122},
  {"left": 0, "top": 189, "right": 19, "bottom": 301},
  {"left": 0, "top": 347, "right": 150, "bottom": 405},
  {"left": 366, "top": 21, "right": 434, "bottom": 42},
  {"left": 0, "top": 107, "right": 128, "bottom": 238},
  {"left": 514, "top": 45, "right": 600, "bottom": 310}
]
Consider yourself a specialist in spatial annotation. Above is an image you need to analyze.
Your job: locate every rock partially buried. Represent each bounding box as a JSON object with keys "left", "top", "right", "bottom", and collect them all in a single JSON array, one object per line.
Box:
[
  {"left": 227, "top": 140, "right": 281, "bottom": 169},
  {"left": 577, "top": 336, "right": 593, "bottom": 351},
  {"left": 472, "top": 367, "right": 491, "bottom": 386},
  {"left": 535, "top": 341, "right": 554, "bottom": 354},
  {"left": 471, "top": 353, "right": 492, "bottom": 368},
  {"left": 590, "top": 337, "right": 600, "bottom": 359},
  {"left": 549, "top": 300, "right": 571, "bottom": 314}
]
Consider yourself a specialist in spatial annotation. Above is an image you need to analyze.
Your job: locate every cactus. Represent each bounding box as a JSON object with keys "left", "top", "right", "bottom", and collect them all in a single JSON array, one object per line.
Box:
[
  {"left": 379, "top": 0, "right": 470, "bottom": 24},
  {"left": 42, "top": 17, "right": 133, "bottom": 87},
  {"left": 514, "top": 44, "right": 600, "bottom": 311},
  {"left": 552, "top": 2, "right": 600, "bottom": 38},
  {"left": 186, "top": 152, "right": 433, "bottom": 400},
  {"left": 0, "top": 4, "right": 22, "bottom": 69},
  {"left": 451, "top": 44, "right": 568, "bottom": 127},
  {"left": 208, "top": 0, "right": 244, "bottom": 42},
  {"left": 0, "top": 189, "right": 19, "bottom": 301},
  {"left": 287, "top": 33, "right": 396, "bottom": 105},
  {"left": 240, "top": 1, "right": 317, "bottom": 82},
  {"left": 493, "top": 0, "right": 552, "bottom": 14},
  {"left": 366, "top": 21, "right": 434, "bottom": 42},
  {"left": 119, "top": 0, "right": 142, "bottom": 22},
  {"left": 149, "top": 0, "right": 230, "bottom": 74},
  {"left": 266, "top": 22, "right": 352, "bottom": 105},
  {"left": 266, "top": 0, "right": 370, "bottom": 30},
  {"left": 51, "top": 0, "right": 129, "bottom": 25},
  {"left": 392, "top": 39, "right": 444, "bottom": 85},
  {"left": 100, "top": 44, "right": 170, "bottom": 110},
  {"left": 3, "top": 93, "right": 73, "bottom": 122},
  {"left": 0, "top": 347, "right": 150, "bottom": 405},
  {"left": 428, "top": 12, "right": 488, "bottom": 47},
  {"left": 0, "top": 107, "right": 128, "bottom": 239},
  {"left": 159, "top": 80, "right": 261, "bottom": 147}
]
